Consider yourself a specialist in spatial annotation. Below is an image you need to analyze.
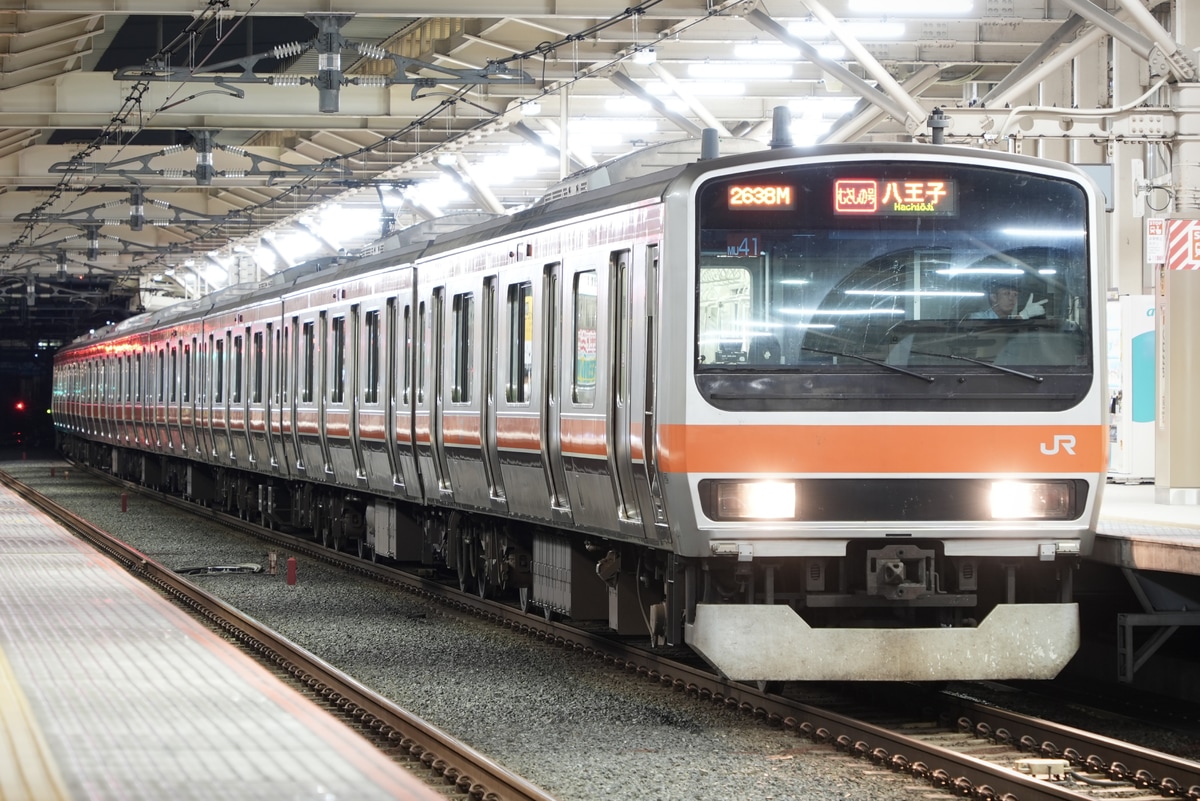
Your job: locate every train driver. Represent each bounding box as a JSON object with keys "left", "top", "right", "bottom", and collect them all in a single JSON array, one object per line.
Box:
[{"left": 969, "top": 276, "right": 1047, "bottom": 320}]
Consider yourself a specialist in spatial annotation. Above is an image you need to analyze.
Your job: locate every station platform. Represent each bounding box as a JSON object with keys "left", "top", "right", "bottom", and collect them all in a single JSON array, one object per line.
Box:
[
  {"left": 0, "top": 479, "right": 439, "bottom": 801},
  {"left": 1094, "top": 482, "right": 1200, "bottom": 574}
]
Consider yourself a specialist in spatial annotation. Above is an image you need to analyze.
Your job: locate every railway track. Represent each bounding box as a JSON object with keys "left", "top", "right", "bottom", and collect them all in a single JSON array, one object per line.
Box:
[
  {"left": 0, "top": 466, "right": 556, "bottom": 801},
  {"left": 9, "top": 458, "right": 1200, "bottom": 801}
]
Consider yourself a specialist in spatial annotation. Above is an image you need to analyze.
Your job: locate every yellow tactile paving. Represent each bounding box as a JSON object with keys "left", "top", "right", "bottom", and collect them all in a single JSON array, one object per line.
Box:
[{"left": 0, "top": 642, "right": 70, "bottom": 801}]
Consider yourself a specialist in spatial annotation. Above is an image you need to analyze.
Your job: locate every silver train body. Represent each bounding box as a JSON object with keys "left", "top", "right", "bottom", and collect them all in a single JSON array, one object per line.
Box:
[{"left": 53, "top": 143, "right": 1108, "bottom": 681}]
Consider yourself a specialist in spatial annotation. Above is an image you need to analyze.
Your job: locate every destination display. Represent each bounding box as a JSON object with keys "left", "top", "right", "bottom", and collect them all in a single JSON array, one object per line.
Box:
[{"left": 834, "top": 178, "right": 957, "bottom": 216}]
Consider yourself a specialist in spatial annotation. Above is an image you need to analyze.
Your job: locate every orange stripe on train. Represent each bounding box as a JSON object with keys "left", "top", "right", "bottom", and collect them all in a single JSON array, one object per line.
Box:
[{"left": 657, "top": 424, "right": 1107, "bottom": 474}]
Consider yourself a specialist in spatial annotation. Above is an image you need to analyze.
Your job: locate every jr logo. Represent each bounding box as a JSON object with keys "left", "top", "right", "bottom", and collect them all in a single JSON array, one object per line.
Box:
[{"left": 1040, "top": 435, "right": 1076, "bottom": 455}]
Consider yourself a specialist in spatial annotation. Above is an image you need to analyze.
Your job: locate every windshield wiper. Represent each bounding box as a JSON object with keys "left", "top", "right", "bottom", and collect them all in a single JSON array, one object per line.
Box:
[
  {"left": 800, "top": 346, "right": 934, "bottom": 383},
  {"left": 910, "top": 349, "right": 1043, "bottom": 383}
]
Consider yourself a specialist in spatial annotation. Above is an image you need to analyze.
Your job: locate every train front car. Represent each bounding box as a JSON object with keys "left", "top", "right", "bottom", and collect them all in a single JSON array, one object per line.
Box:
[{"left": 664, "top": 145, "right": 1106, "bottom": 682}]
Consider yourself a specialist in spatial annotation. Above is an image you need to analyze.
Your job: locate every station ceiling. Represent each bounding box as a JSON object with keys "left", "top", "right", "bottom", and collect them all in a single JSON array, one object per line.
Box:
[{"left": 0, "top": 0, "right": 1189, "bottom": 347}]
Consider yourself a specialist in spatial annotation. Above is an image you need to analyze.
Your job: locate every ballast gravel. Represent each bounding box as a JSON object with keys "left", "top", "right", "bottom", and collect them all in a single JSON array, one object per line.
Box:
[{"left": 5, "top": 454, "right": 940, "bottom": 801}]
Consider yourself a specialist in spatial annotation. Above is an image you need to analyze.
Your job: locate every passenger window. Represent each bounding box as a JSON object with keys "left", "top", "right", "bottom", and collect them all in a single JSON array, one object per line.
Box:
[
  {"left": 302, "top": 321, "right": 315, "bottom": 403},
  {"left": 252, "top": 331, "right": 264, "bottom": 404},
  {"left": 183, "top": 343, "right": 192, "bottom": 403},
  {"left": 452, "top": 293, "right": 473, "bottom": 404},
  {"left": 417, "top": 302, "right": 426, "bottom": 405},
  {"left": 365, "top": 310, "right": 380, "bottom": 404},
  {"left": 214, "top": 338, "right": 225, "bottom": 404},
  {"left": 506, "top": 282, "right": 533, "bottom": 404},
  {"left": 331, "top": 316, "right": 346, "bottom": 404},
  {"left": 232, "top": 335, "right": 243, "bottom": 404},
  {"left": 572, "top": 271, "right": 597, "bottom": 406}
]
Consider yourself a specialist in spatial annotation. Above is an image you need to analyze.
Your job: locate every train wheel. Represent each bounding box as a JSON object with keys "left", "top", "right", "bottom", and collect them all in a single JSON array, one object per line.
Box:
[{"left": 356, "top": 538, "right": 372, "bottom": 561}]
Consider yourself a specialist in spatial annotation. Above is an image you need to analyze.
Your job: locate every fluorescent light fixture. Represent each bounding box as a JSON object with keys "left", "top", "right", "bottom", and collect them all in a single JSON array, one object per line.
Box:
[
  {"left": 569, "top": 118, "right": 658, "bottom": 134},
  {"left": 687, "top": 62, "right": 793, "bottom": 80},
  {"left": 663, "top": 80, "right": 746, "bottom": 96},
  {"left": 605, "top": 96, "right": 653, "bottom": 113},
  {"left": 789, "top": 20, "right": 906, "bottom": 41},
  {"left": 843, "top": 289, "right": 984, "bottom": 297},
  {"left": 999, "top": 227, "right": 1086, "bottom": 238},
  {"left": 851, "top": 0, "right": 971, "bottom": 12},
  {"left": 789, "top": 96, "right": 859, "bottom": 117},
  {"left": 780, "top": 307, "right": 905, "bottom": 316},
  {"left": 632, "top": 47, "right": 656, "bottom": 65},
  {"left": 734, "top": 43, "right": 800, "bottom": 60},
  {"left": 935, "top": 267, "right": 1024, "bottom": 278}
]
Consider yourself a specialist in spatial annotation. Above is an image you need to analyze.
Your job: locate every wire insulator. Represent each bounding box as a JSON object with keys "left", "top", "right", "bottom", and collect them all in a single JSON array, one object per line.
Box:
[
  {"left": 222, "top": 145, "right": 247, "bottom": 156},
  {"left": 152, "top": 199, "right": 171, "bottom": 208},
  {"left": 271, "top": 75, "right": 306, "bottom": 87},
  {"left": 355, "top": 42, "right": 389, "bottom": 60},
  {"left": 222, "top": 171, "right": 247, "bottom": 178},
  {"left": 271, "top": 41, "right": 306, "bottom": 59},
  {"left": 159, "top": 169, "right": 189, "bottom": 179},
  {"left": 160, "top": 143, "right": 186, "bottom": 155},
  {"left": 354, "top": 75, "right": 389, "bottom": 87}
]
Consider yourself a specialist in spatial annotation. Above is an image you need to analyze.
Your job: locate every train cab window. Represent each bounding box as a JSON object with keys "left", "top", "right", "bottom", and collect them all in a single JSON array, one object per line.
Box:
[
  {"left": 451, "top": 293, "right": 473, "bottom": 404},
  {"left": 252, "top": 331, "right": 264, "bottom": 404},
  {"left": 572, "top": 271, "right": 598, "bottom": 406},
  {"left": 331, "top": 316, "right": 346, "bottom": 405},
  {"left": 301, "top": 321, "right": 315, "bottom": 403},
  {"left": 364, "top": 310, "right": 380, "bottom": 404},
  {"left": 506, "top": 282, "right": 533, "bottom": 404},
  {"left": 694, "top": 160, "right": 1094, "bottom": 412}
]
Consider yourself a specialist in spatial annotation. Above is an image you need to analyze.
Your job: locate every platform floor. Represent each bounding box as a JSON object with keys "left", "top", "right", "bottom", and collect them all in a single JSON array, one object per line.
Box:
[
  {"left": 0, "top": 479, "right": 440, "bottom": 801},
  {"left": 1094, "top": 482, "right": 1200, "bottom": 574}
]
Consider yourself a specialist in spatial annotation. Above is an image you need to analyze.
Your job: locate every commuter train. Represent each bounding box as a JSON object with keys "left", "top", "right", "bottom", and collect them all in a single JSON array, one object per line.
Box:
[{"left": 52, "top": 139, "right": 1108, "bottom": 682}]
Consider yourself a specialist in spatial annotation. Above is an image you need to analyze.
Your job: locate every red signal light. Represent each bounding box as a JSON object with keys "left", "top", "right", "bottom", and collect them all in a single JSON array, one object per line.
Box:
[{"left": 13, "top": 401, "right": 25, "bottom": 412}]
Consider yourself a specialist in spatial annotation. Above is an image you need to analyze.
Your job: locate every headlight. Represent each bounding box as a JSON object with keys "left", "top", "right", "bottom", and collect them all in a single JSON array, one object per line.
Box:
[
  {"left": 713, "top": 481, "right": 797, "bottom": 520},
  {"left": 990, "top": 481, "right": 1073, "bottom": 519}
]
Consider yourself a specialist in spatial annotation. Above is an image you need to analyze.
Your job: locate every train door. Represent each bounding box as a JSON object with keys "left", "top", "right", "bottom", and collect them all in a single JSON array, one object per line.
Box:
[
  {"left": 382, "top": 298, "right": 403, "bottom": 492},
  {"left": 170, "top": 342, "right": 182, "bottom": 453},
  {"left": 610, "top": 250, "right": 644, "bottom": 532},
  {"left": 542, "top": 263, "right": 570, "bottom": 514},
  {"left": 214, "top": 332, "right": 231, "bottom": 463},
  {"left": 317, "top": 311, "right": 334, "bottom": 476},
  {"left": 429, "top": 288, "right": 451, "bottom": 495},
  {"left": 389, "top": 297, "right": 422, "bottom": 501},
  {"left": 349, "top": 305, "right": 367, "bottom": 482},
  {"left": 182, "top": 338, "right": 197, "bottom": 456},
  {"left": 481, "top": 277, "right": 504, "bottom": 501},
  {"left": 120, "top": 353, "right": 132, "bottom": 445},
  {"left": 263, "top": 323, "right": 281, "bottom": 471}
]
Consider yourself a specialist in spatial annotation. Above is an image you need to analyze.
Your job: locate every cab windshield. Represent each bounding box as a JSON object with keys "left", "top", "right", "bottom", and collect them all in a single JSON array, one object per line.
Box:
[{"left": 694, "top": 159, "right": 1093, "bottom": 412}]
